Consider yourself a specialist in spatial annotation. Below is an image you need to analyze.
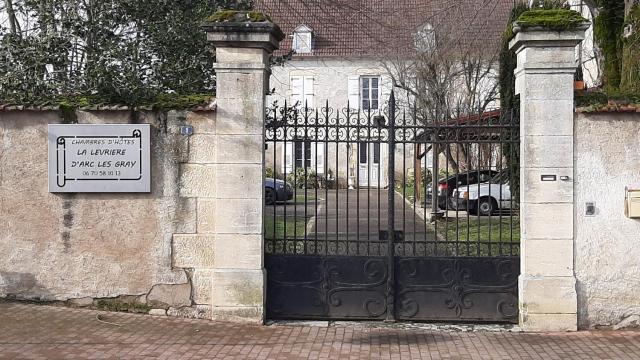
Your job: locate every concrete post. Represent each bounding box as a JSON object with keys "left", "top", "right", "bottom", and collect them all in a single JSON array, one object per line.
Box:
[
  {"left": 202, "top": 20, "right": 284, "bottom": 323},
  {"left": 510, "top": 24, "right": 588, "bottom": 331}
]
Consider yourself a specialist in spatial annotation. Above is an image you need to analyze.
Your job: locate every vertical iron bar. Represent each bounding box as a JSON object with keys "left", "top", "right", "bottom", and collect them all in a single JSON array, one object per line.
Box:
[
  {"left": 283, "top": 101, "right": 288, "bottom": 254},
  {"left": 498, "top": 111, "right": 504, "bottom": 256},
  {"left": 335, "top": 105, "right": 340, "bottom": 254},
  {"left": 293, "top": 107, "right": 298, "bottom": 253},
  {"left": 304, "top": 103, "right": 309, "bottom": 254},
  {"left": 477, "top": 120, "right": 482, "bottom": 257},
  {"left": 455, "top": 113, "right": 460, "bottom": 256},
  {"left": 325, "top": 101, "right": 330, "bottom": 256},
  {"left": 509, "top": 108, "right": 516, "bottom": 256},
  {"left": 466, "top": 125, "right": 471, "bottom": 256},
  {"left": 402, "top": 109, "right": 407, "bottom": 257},
  {"left": 356, "top": 108, "right": 361, "bottom": 255},
  {"left": 367, "top": 108, "right": 371, "bottom": 255},
  {"left": 386, "top": 91, "right": 396, "bottom": 322},
  {"left": 346, "top": 107, "right": 350, "bottom": 254},
  {"left": 273, "top": 104, "right": 278, "bottom": 254},
  {"left": 315, "top": 108, "right": 319, "bottom": 255}
]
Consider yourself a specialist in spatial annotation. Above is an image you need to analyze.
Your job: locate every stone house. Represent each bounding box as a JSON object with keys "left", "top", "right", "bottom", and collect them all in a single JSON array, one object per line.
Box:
[
  {"left": 255, "top": 0, "right": 512, "bottom": 188},
  {"left": 256, "top": 1, "right": 601, "bottom": 189}
]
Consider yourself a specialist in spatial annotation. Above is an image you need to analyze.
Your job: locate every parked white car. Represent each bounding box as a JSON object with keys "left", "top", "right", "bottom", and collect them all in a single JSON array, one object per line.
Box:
[{"left": 452, "top": 172, "right": 513, "bottom": 216}]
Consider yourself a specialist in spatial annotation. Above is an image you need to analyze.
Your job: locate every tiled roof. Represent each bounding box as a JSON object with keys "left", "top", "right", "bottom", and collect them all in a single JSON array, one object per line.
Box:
[{"left": 254, "top": 0, "right": 514, "bottom": 58}]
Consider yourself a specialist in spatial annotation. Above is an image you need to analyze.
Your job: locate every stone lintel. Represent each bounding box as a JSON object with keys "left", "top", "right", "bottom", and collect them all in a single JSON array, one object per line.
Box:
[
  {"left": 509, "top": 28, "right": 587, "bottom": 54},
  {"left": 203, "top": 22, "right": 284, "bottom": 52},
  {"left": 212, "top": 63, "right": 271, "bottom": 73}
]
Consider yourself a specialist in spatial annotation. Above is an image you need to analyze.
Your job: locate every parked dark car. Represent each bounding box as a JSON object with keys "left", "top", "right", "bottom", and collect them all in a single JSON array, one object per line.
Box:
[
  {"left": 435, "top": 170, "right": 499, "bottom": 210},
  {"left": 265, "top": 178, "right": 293, "bottom": 205}
]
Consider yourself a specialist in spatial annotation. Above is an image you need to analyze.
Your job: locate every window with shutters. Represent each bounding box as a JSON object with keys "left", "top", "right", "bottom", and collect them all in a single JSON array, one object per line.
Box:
[
  {"left": 294, "top": 140, "right": 312, "bottom": 169},
  {"left": 361, "top": 76, "right": 380, "bottom": 110},
  {"left": 290, "top": 76, "right": 314, "bottom": 108}
]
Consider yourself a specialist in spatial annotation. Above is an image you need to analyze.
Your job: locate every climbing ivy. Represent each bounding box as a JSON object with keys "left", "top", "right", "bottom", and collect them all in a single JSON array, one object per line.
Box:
[
  {"left": 594, "top": 0, "right": 626, "bottom": 90},
  {"left": 620, "top": 4, "right": 640, "bottom": 92}
]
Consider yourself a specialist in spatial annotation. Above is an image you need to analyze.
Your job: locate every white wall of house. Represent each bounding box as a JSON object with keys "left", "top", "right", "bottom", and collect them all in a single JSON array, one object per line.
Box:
[
  {"left": 269, "top": 57, "right": 394, "bottom": 110},
  {"left": 267, "top": 58, "right": 396, "bottom": 188}
]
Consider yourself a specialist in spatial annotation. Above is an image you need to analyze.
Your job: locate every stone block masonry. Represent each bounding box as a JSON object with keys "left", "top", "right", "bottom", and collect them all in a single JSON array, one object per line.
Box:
[
  {"left": 0, "top": 19, "right": 284, "bottom": 324},
  {"left": 0, "top": 109, "right": 217, "bottom": 318},
  {"left": 510, "top": 23, "right": 588, "bottom": 331}
]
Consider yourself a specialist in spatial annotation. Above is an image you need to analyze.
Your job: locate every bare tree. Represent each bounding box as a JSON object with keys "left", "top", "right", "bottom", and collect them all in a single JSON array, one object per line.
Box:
[{"left": 380, "top": 10, "right": 501, "bottom": 210}]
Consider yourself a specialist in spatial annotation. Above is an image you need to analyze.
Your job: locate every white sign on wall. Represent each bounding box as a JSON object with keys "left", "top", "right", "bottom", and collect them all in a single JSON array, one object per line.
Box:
[{"left": 48, "top": 124, "right": 151, "bottom": 193}]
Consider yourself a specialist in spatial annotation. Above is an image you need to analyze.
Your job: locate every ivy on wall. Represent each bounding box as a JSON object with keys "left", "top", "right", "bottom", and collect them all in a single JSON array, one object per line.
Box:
[{"left": 594, "top": 0, "right": 626, "bottom": 90}]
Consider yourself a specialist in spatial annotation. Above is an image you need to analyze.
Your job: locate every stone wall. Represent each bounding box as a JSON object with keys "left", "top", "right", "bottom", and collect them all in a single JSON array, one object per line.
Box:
[
  {"left": 0, "top": 109, "right": 217, "bottom": 318},
  {"left": 575, "top": 112, "right": 640, "bottom": 329}
]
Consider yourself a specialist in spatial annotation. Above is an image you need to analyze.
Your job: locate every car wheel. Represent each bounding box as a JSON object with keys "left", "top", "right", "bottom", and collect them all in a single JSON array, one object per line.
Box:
[
  {"left": 265, "top": 188, "right": 276, "bottom": 205},
  {"left": 478, "top": 197, "right": 497, "bottom": 216}
]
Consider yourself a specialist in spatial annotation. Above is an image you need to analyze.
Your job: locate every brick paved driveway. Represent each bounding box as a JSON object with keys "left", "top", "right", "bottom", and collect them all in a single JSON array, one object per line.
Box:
[{"left": 1, "top": 302, "right": 640, "bottom": 359}]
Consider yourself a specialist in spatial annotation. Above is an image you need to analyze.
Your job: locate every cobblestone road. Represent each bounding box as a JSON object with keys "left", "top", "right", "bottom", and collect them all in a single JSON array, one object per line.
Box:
[{"left": 1, "top": 302, "right": 640, "bottom": 359}]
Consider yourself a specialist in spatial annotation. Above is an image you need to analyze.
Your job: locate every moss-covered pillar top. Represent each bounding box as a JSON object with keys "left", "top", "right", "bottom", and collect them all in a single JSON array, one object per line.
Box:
[
  {"left": 203, "top": 11, "right": 285, "bottom": 67},
  {"left": 509, "top": 10, "right": 589, "bottom": 73}
]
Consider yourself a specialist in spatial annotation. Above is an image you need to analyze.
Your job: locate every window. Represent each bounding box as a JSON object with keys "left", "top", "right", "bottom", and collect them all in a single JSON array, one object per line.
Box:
[
  {"left": 294, "top": 140, "right": 312, "bottom": 169},
  {"left": 293, "top": 25, "right": 313, "bottom": 54},
  {"left": 415, "top": 23, "right": 436, "bottom": 52},
  {"left": 359, "top": 144, "right": 367, "bottom": 164},
  {"left": 290, "top": 76, "right": 314, "bottom": 108},
  {"left": 361, "top": 76, "right": 380, "bottom": 110}
]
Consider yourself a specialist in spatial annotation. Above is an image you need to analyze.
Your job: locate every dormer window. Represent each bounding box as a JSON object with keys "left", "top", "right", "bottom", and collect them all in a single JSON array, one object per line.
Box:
[
  {"left": 293, "top": 25, "right": 313, "bottom": 54},
  {"left": 415, "top": 23, "right": 436, "bottom": 52}
]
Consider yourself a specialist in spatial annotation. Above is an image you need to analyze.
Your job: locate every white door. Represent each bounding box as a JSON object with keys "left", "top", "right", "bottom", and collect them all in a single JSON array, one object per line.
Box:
[{"left": 358, "top": 143, "right": 381, "bottom": 187}]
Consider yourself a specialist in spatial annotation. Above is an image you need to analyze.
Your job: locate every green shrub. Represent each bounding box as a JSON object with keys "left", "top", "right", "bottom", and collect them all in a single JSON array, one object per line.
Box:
[{"left": 286, "top": 168, "right": 318, "bottom": 189}]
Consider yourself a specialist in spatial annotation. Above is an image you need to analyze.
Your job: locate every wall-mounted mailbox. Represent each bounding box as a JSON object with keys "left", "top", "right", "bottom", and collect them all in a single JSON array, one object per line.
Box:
[{"left": 625, "top": 185, "right": 640, "bottom": 218}]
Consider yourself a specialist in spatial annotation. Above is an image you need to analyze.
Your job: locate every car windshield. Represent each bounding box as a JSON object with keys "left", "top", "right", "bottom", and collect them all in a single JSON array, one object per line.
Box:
[{"left": 489, "top": 171, "right": 509, "bottom": 184}]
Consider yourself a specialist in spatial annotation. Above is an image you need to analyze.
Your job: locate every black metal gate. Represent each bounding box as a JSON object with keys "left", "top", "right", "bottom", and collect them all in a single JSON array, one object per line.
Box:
[{"left": 264, "top": 92, "right": 520, "bottom": 322}]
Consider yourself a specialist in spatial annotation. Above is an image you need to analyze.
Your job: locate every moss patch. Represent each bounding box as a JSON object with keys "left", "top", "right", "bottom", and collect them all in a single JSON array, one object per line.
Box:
[
  {"left": 575, "top": 90, "right": 640, "bottom": 112},
  {"left": 207, "top": 10, "right": 271, "bottom": 23},
  {"left": 95, "top": 299, "right": 151, "bottom": 314},
  {"left": 516, "top": 9, "right": 587, "bottom": 31},
  {"left": 4, "top": 93, "right": 214, "bottom": 111}
]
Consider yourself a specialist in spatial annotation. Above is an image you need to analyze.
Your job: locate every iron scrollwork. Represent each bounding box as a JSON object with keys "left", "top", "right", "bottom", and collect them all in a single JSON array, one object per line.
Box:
[{"left": 266, "top": 255, "right": 389, "bottom": 319}]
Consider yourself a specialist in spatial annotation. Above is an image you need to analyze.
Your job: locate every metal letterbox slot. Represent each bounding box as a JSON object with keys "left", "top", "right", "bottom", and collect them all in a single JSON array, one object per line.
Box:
[{"left": 625, "top": 186, "right": 640, "bottom": 219}]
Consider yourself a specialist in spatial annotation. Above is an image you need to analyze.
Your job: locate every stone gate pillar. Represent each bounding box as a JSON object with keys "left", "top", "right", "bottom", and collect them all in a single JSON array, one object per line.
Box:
[
  {"left": 510, "top": 23, "right": 588, "bottom": 331},
  {"left": 202, "top": 18, "right": 284, "bottom": 323}
]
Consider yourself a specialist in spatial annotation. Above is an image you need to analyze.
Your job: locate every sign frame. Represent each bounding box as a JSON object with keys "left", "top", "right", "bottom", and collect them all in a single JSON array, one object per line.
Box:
[{"left": 48, "top": 124, "right": 151, "bottom": 193}]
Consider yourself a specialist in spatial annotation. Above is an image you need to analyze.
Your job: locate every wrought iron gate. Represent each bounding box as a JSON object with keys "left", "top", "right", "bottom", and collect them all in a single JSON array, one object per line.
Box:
[{"left": 264, "top": 92, "right": 520, "bottom": 322}]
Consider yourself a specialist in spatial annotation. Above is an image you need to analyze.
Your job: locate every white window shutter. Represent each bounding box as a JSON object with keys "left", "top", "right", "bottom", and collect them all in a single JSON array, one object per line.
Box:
[
  {"left": 380, "top": 75, "right": 392, "bottom": 109},
  {"left": 284, "top": 143, "right": 293, "bottom": 174},
  {"left": 348, "top": 75, "right": 360, "bottom": 110},
  {"left": 303, "top": 76, "right": 314, "bottom": 108},
  {"left": 314, "top": 142, "right": 325, "bottom": 174},
  {"left": 290, "top": 76, "right": 303, "bottom": 107}
]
